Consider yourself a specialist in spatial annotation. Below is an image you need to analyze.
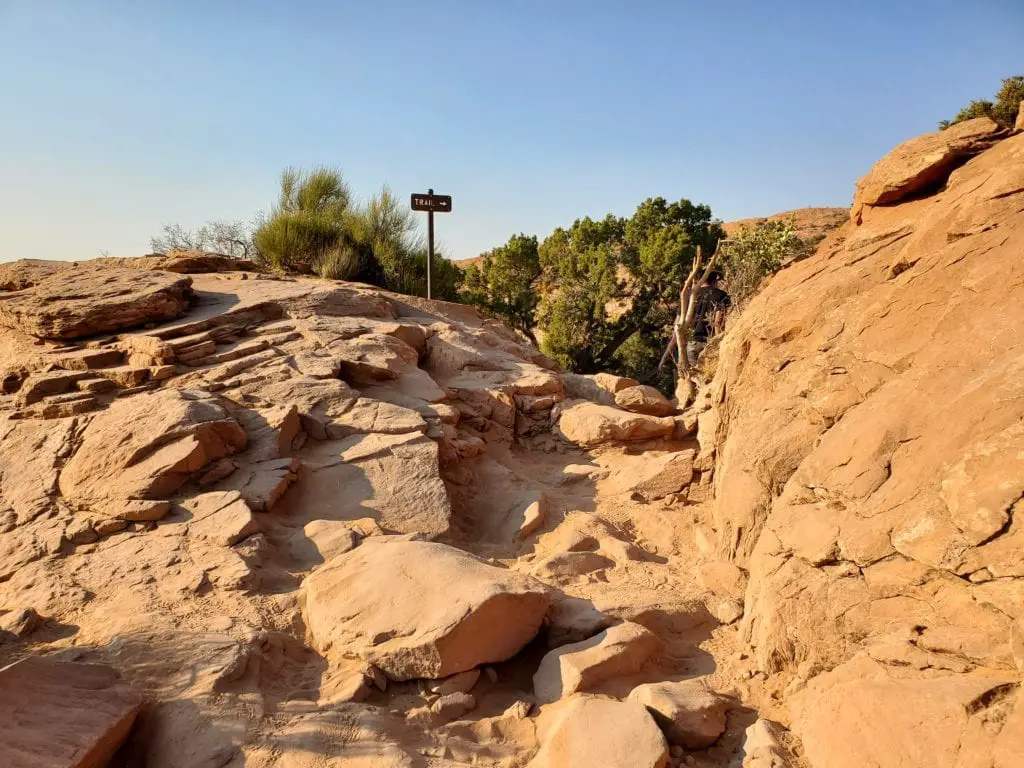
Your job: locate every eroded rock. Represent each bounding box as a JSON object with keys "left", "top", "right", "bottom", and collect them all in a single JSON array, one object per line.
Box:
[
  {"left": 59, "top": 388, "right": 247, "bottom": 511},
  {"left": 0, "top": 264, "right": 192, "bottom": 339}
]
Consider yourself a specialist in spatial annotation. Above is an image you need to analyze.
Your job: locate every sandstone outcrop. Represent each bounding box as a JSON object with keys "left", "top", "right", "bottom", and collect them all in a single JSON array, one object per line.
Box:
[
  {"left": 705, "top": 118, "right": 1024, "bottom": 764},
  {"left": 851, "top": 116, "right": 1002, "bottom": 223},
  {"left": 615, "top": 384, "right": 676, "bottom": 416},
  {"left": 2, "top": 113, "right": 1023, "bottom": 768},
  {"left": 629, "top": 678, "right": 731, "bottom": 749},
  {"left": 533, "top": 621, "right": 660, "bottom": 703},
  {"left": 59, "top": 388, "right": 247, "bottom": 513},
  {"left": 0, "top": 264, "right": 193, "bottom": 339},
  {"left": 556, "top": 400, "right": 675, "bottom": 446}
]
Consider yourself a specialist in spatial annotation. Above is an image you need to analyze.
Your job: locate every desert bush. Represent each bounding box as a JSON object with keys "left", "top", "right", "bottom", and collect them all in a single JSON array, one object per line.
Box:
[
  {"left": 150, "top": 219, "right": 258, "bottom": 259},
  {"left": 940, "top": 75, "right": 1023, "bottom": 130},
  {"left": 720, "top": 216, "right": 800, "bottom": 306},
  {"left": 248, "top": 169, "right": 459, "bottom": 296},
  {"left": 253, "top": 166, "right": 356, "bottom": 272}
]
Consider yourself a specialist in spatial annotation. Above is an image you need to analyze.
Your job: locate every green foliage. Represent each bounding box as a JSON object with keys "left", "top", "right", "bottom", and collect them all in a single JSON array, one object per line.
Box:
[
  {"left": 720, "top": 215, "right": 800, "bottom": 304},
  {"left": 249, "top": 169, "right": 462, "bottom": 298},
  {"left": 253, "top": 166, "right": 366, "bottom": 275},
  {"left": 462, "top": 234, "right": 541, "bottom": 341},
  {"left": 940, "top": 75, "right": 1024, "bottom": 130},
  {"left": 536, "top": 197, "right": 723, "bottom": 385}
]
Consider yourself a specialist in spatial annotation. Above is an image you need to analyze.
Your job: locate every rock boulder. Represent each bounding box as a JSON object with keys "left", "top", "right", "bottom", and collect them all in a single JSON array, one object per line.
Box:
[
  {"left": 527, "top": 695, "right": 668, "bottom": 768},
  {"left": 629, "top": 678, "right": 731, "bottom": 749},
  {"left": 615, "top": 385, "right": 675, "bottom": 417},
  {"left": 556, "top": 400, "right": 675, "bottom": 447},
  {"left": 59, "top": 388, "right": 247, "bottom": 512},
  {"left": 533, "top": 621, "right": 659, "bottom": 703},
  {"left": 302, "top": 539, "right": 551, "bottom": 680},
  {"left": 0, "top": 656, "right": 142, "bottom": 768}
]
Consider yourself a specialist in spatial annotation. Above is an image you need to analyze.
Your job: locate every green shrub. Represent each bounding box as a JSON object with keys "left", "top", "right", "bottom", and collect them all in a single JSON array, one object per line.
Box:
[
  {"left": 940, "top": 75, "right": 1023, "bottom": 130},
  {"left": 720, "top": 216, "right": 800, "bottom": 305}
]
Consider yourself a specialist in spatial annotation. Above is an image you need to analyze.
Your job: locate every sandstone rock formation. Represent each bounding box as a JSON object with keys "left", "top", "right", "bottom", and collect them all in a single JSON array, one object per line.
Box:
[
  {"left": 556, "top": 400, "right": 676, "bottom": 446},
  {"left": 705, "top": 119, "right": 1024, "bottom": 764},
  {"left": 615, "top": 384, "right": 676, "bottom": 416},
  {"left": 629, "top": 678, "right": 731, "bottom": 749},
  {"left": 0, "top": 264, "right": 193, "bottom": 339},
  {"left": 533, "top": 621, "right": 660, "bottom": 703},
  {"left": 850, "top": 116, "right": 1002, "bottom": 223}
]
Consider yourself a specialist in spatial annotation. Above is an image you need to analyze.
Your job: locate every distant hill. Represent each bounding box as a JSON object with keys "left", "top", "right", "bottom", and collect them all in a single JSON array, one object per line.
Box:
[
  {"left": 721, "top": 206, "right": 848, "bottom": 245},
  {"left": 453, "top": 206, "right": 848, "bottom": 268}
]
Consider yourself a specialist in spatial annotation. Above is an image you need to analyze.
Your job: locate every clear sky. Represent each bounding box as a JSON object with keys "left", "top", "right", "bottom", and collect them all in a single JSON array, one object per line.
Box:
[{"left": 1, "top": 1, "right": 1021, "bottom": 263}]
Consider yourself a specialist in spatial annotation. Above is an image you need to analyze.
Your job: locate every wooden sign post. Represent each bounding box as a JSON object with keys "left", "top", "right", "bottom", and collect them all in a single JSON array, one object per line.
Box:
[{"left": 410, "top": 189, "right": 453, "bottom": 299}]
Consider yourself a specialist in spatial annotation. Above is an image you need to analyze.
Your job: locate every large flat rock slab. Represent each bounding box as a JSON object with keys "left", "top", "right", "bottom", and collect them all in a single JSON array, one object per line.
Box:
[
  {"left": 556, "top": 400, "right": 675, "bottom": 447},
  {"left": 279, "top": 431, "right": 452, "bottom": 537},
  {"left": 852, "top": 116, "right": 1001, "bottom": 223},
  {"left": 0, "top": 263, "right": 193, "bottom": 339},
  {"left": 302, "top": 539, "right": 551, "bottom": 680},
  {"left": 59, "top": 388, "right": 247, "bottom": 512},
  {"left": 0, "top": 656, "right": 142, "bottom": 768}
]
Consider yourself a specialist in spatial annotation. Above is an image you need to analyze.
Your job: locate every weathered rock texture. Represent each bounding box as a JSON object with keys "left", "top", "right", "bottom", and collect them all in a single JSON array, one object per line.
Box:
[
  {"left": 527, "top": 695, "right": 669, "bottom": 768},
  {"left": 851, "top": 116, "right": 1002, "bottom": 223},
  {"left": 2, "top": 116, "right": 1022, "bottom": 768},
  {"left": 705, "top": 121, "right": 1024, "bottom": 763}
]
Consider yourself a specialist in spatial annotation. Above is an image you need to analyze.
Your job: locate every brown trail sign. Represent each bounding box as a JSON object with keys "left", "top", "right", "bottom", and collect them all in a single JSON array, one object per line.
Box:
[{"left": 410, "top": 189, "right": 453, "bottom": 299}]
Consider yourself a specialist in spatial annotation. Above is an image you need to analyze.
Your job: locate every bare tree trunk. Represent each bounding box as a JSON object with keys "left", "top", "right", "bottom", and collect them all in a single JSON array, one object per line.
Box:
[{"left": 659, "top": 242, "right": 727, "bottom": 407}]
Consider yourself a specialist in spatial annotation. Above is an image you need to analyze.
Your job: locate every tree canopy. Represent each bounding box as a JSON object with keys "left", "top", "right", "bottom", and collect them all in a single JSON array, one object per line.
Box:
[
  {"left": 536, "top": 197, "right": 722, "bottom": 381},
  {"left": 462, "top": 234, "right": 541, "bottom": 342},
  {"left": 458, "top": 197, "right": 724, "bottom": 387}
]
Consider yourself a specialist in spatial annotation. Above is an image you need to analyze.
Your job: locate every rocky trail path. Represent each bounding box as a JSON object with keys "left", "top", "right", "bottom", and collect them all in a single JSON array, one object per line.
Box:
[
  {"left": 3, "top": 112, "right": 1024, "bottom": 768},
  {"left": 0, "top": 256, "right": 785, "bottom": 768}
]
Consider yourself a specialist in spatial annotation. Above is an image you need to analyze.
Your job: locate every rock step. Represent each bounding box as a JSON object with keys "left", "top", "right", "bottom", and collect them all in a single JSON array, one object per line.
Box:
[
  {"left": 45, "top": 391, "right": 96, "bottom": 404},
  {"left": 166, "top": 324, "right": 245, "bottom": 352},
  {"left": 22, "top": 392, "right": 98, "bottom": 418},
  {"left": 19, "top": 370, "right": 89, "bottom": 404},
  {"left": 117, "top": 382, "right": 160, "bottom": 398},
  {"left": 176, "top": 339, "right": 218, "bottom": 363},
  {"left": 94, "top": 366, "right": 150, "bottom": 388},
  {"left": 152, "top": 314, "right": 259, "bottom": 343},
  {"left": 204, "top": 348, "right": 281, "bottom": 383},
  {"left": 249, "top": 320, "right": 297, "bottom": 337},
  {"left": 193, "top": 339, "right": 270, "bottom": 366},
  {"left": 77, "top": 377, "right": 118, "bottom": 393},
  {"left": 44, "top": 347, "right": 124, "bottom": 371}
]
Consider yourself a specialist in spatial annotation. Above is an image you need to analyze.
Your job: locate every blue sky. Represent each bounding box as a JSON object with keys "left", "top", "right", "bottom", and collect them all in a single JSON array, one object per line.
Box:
[{"left": 0, "top": 1, "right": 1021, "bottom": 262}]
